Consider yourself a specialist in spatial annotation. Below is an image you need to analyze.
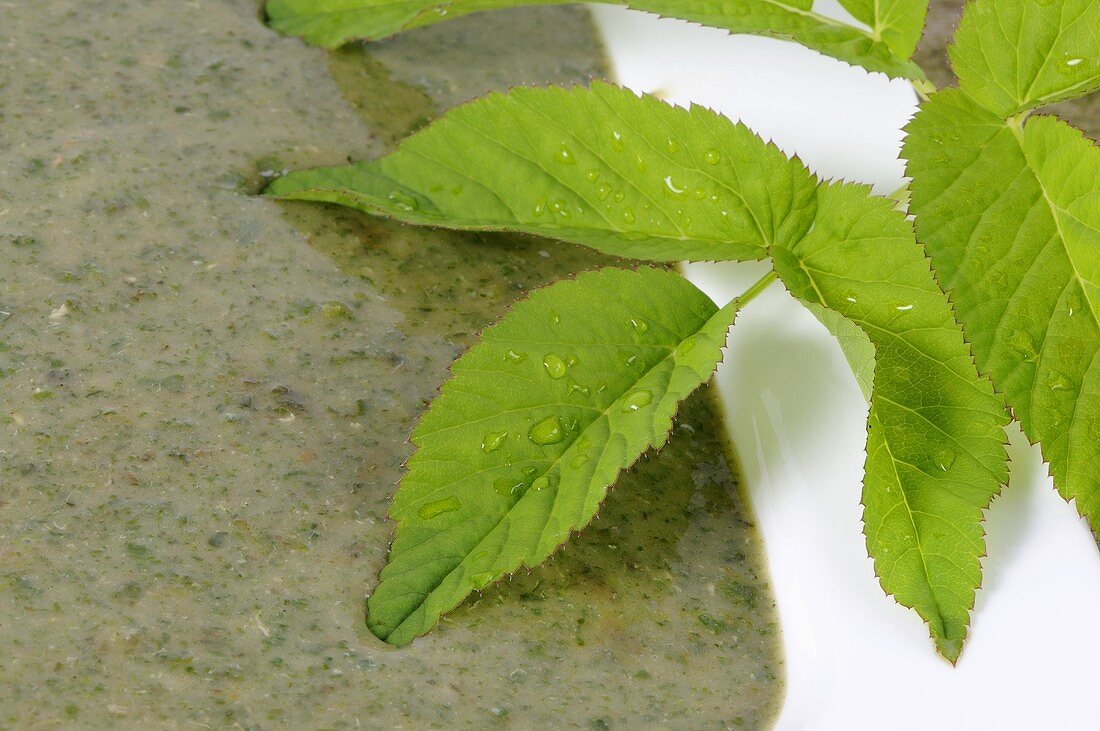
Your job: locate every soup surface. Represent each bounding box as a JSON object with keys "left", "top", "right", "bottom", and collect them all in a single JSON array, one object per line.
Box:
[{"left": 0, "top": 2, "right": 783, "bottom": 728}]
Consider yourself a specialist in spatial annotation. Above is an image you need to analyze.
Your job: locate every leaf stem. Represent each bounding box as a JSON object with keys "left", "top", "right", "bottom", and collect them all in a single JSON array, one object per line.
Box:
[{"left": 732, "top": 270, "right": 778, "bottom": 309}]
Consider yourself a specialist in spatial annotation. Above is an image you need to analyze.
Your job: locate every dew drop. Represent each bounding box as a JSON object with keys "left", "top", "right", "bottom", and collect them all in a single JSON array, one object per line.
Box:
[
  {"left": 1007, "top": 330, "right": 1037, "bottom": 358},
  {"left": 704, "top": 149, "right": 721, "bottom": 165},
  {"left": 387, "top": 191, "right": 420, "bottom": 212},
  {"left": 585, "top": 169, "right": 601, "bottom": 182},
  {"left": 934, "top": 447, "right": 956, "bottom": 472},
  {"left": 630, "top": 317, "right": 649, "bottom": 335},
  {"left": 610, "top": 130, "right": 624, "bottom": 151},
  {"left": 469, "top": 572, "right": 496, "bottom": 590},
  {"left": 1057, "top": 55, "right": 1085, "bottom": 73},
  {"left": 531, "top": 475, "right": 553, "bottom": 492},
  {"left": 622, "top": 208, "right": 636, "bottom": 224},
  {"left": 663, "top": 175, "right": 687, "bottom": 196},
  {"left": 557, "top": 144, "right": 576, "bottom": 165},
  {"left": 528, "top": 415, "right": 564, "bottom": 445},
  {"left": 567, "top": 381, "right": 590, "bottom": 398},
  {"left": 613, "top": 190, "right": 626, "bottom": 203},
  {"left": 494, "top": 477, "right": 526, "bottom": 497},
  {"left": 1067, "top": 292, "right": 1082, "bottom": 316},
  {"left": 481, "top": 430, "right": 508, "bottom": 453},
  {"left": 418, "top": 496, "right": 461, "bottom": 520},
  {"left": 504, "top": 349, "right": 528, "bottom": 365},
  {"left": 549, "top": 309, "right": 562, "bottom": 326},
  {"left": 522, "top": 466, "right": 539, "bottom": 479},
  {"left": 571, "top": 452, "right": 590, "bottom": 468},
  {"left": 620, "top": 350, "right": 639, "bottom": 368},
  {"left": 622, "top": 390, "right": 653, "bottom": 412},
  {"left": 596, "top": 182, "right": 613, "bottom": 200},
  {"left": 692, "top": 187, "right": 707, "bottom": 200},
  {"left": 1047, "top": 370, "right": 1073, "bottom": 391},
  {"left": 666, "top": 138, "right": 681, "bottom": 154},
  {"left": 543, "top": 353, "right": 568, "bottom": 380},
  {"left": 633, "top": 153, "right": 647, "bottom": 172}
]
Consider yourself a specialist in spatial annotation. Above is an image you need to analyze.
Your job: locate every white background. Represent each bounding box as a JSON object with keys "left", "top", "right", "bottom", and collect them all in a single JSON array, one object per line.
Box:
[{"left": 589, "top": 5, "right": 1100, "bottom": 730}]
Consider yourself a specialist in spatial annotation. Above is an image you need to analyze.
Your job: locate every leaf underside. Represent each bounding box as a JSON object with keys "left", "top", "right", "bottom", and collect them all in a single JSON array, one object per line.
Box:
[
  {"left": 772, "top": 184, "right": 1010, "bottom": 661},
  {"left": 367, "top": 266, "right": 738, "bottom": 645},
  {"left": 905, "top": 0, "right": 1100, "bottom": 537},
  {"left": 264, "top": 0, "right": 927, "bottom": 79},
  {"left": 270, "top": 81, "right": 1012, "bottom": 657}
]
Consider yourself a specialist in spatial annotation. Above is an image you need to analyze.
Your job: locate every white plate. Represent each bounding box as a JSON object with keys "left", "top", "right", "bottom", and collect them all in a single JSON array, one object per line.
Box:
[{"left": 589, "top": 6, "right": 1100, "bottom": 730}]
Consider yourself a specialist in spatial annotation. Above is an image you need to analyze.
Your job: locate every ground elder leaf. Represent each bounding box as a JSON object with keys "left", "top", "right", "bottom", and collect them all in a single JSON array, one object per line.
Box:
[
  {"left": 265, "top": 0, "right": 926, "bottom": 79},
  {"left": 267, "top": 82, "right": 819, "bottom": 263},
  {"left": 906, "top": 88, "right": 1100, "bottom": 536},
  {"left": 771, "top": 182, "right": 1011, "bottom": 661},
  {"left": 835, "top": 0, "right": 929, "bottom": 62},
  {"left": 949, "top": 0, "right": 1100, "bottom": 117},
  {"left": 366, "top": 266, "right": 738, "bottom": 645}
]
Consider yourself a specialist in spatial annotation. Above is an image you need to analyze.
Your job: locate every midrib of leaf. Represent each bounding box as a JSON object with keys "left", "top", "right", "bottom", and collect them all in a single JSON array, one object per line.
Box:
[
  {"left": 268, "top": 82, "right": 821, "bottom": 262},
  {"left": 386, "top": 305, "right": 727, "bottom": 638},
  {"left": 1015, "top": 120, "right": 1100, "bottom": 328},
  {"left": 871, "top": 410, "right": 946, "bottom": 636},
  {"left": 772, "top": 183, "right": 1009, "bottom": 660}
]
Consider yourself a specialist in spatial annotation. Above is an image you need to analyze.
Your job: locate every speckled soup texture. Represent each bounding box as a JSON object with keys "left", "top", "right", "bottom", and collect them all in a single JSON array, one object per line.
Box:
[{"left": 0, "top": 2, "right": 783, "bottom": 728}]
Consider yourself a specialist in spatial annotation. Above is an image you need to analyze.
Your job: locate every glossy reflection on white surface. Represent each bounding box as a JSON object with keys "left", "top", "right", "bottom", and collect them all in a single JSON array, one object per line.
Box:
[{"left": 590, "top": 6, "right": 1100, "bottom": 729}]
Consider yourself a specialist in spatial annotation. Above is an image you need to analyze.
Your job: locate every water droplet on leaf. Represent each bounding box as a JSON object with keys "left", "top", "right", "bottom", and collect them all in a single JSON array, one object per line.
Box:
[
  {"left": 1007, "top": 330, "right": 1037, "bottom": 358},
  {"left": 494, "top": 477, "right": 526, "bottom": 497},
  {"left": 481, "top": 430, "right": 507, "bottom": 453},
  {"left": 622, "top": 390, "right": 652, "bottom": 412},
  {"left": 934, "top": 448, "right": 956, "bottom": 472},
  {"left": 704, "top": 150, "right": 721, "bottom": 165},
  {"left": 528, "top": 416, "right": 564, "bottom": 445},
  {"left": 469, "top": 572, "right": 496, "bottom": 590},
  {"left": 418, "top": 496, "right": 461, "bottom": 520},
  {"left": 387, "top": 191, "right": 420, "bottom": 212},
  {"left": 556, "top": 144, "right": 576, "bottom": 165},
  {"left": 505, "top": 349, "right": 528, "bottom": 365},
  {"left": 531, "top": 475, "right": 553, "bottom": 492},
  {"left": 543, "top": 353, "right": 567, "bottom": 380}
]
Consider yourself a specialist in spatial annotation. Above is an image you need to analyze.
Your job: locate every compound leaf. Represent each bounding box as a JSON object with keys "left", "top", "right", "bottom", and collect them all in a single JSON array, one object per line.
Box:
[
  {"left": 772, "top": 183, "right": 1011, "bottom": 661},
  {"left": 267, "top": 82, "right": 819, "bottom": 263},
  {"left": 367, "top": 266, "right": 738, "bottom": 645},
  {"left": 949, "top": 0, "right": 1100, "bottom": 117},
  {"left": 906, "top": 88, "right": 1100, "bottom": 535},
  {"left": 265, "top": 0, "right": 926, "bottom": 79}
]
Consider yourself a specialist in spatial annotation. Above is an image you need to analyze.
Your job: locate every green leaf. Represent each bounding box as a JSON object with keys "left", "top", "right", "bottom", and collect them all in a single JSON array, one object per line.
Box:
[
  {"left": 835, "top": 0, "right": 929, "bottom": 61},
  {"left": 905, "top": 88, "right": 1100, "bottom": 535},
  {"left": 949, "top": 0, "right": 1100, "bottom": 117},
  {"left": 367, "top": 266, "right": 738, "bottom": 645},
  {"left": 803, "top": 301, "right": 876, "bottom": 400},
  {"left": 771, "top": 183, "right": 1010, "bottom": 661},
  {"left": 267, "top": 82, "right": 820, "bottom": 263},
  {"left": 264, "top": 0, "right": 926, "bottom": 79}
]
